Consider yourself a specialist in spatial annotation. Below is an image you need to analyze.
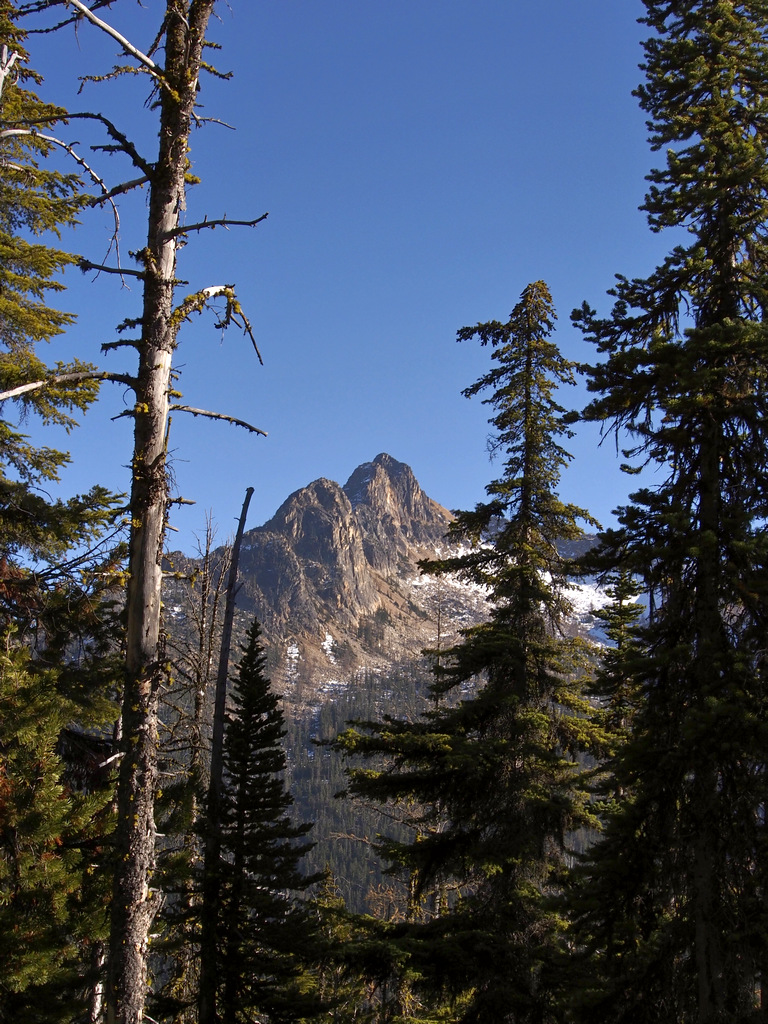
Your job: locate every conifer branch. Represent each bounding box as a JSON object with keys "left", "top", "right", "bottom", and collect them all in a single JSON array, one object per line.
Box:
[
  {"left": 0, "top": 125, "right": 128, "bottom": 274},
  {"left": 168, "top": 406, "right": 267, "bottom": 436}
]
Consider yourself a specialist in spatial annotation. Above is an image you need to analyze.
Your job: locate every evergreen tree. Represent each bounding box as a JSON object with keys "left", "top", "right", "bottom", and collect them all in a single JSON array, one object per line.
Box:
[
  {"left": 0, "top": 8, "right": 122, "bottom": 1018},
  {"left": 586, "top": 565, "right": 645, "bottom": 753},
  {"left": 337, "top": 282, "right": 600, "bottom": 1024},
  {"left": 570, "top": 2, "right": 768, "bottom": 1019},
  {"left": 0, "top": 643, "right": 114, "bottom": 1024},
  {"left": 214, "top": 619, "right": 321, "bottom": 1024},
  {"left": 0, "top": 0, "right": 115, "bottom": 593}
]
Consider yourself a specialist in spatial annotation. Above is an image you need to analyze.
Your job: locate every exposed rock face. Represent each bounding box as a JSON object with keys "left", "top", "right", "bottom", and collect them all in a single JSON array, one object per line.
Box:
[
  {"left": 165, "top": 454, "right": 603, "bottom": 706},
  {"left": 231, "top": 454, "right": 467, "bottom": 692},
  {"left": 342, "top": 454, "right": 453, "bottom": 573},
  {"left": 238, "top": 476, "right": 377, "bottom": 635}
]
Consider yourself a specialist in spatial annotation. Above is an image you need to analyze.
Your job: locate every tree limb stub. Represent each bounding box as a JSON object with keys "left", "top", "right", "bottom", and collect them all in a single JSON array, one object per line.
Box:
[
  {"left": 169, "top": 405, "right": 267, "bottom": 436},
  {"left": 91, "top": 176, "right": 150, "bottom": 204},
  {"left": 79, "top": 258, "right": 144, "bottom": 280}
]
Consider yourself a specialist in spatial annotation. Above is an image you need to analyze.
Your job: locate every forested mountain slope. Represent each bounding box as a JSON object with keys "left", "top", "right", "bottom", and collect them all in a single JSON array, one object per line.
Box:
[{"left": 165, "top": 453, "right": 605, "bottom": 909}]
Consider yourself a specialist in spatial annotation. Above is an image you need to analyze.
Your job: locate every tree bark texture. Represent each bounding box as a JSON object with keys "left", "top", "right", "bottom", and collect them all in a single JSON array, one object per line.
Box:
[{"left": 107, "top": 5, "right": 217, "bottom": 1023}]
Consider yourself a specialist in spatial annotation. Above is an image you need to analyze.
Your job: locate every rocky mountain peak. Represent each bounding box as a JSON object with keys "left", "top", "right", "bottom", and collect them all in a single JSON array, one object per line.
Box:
[
  {"left": 343, "top": 453, "right": 416, "bottom": 510},
  {"left": 165, "top": 454, "right": 603, "bottom": 707},
  {"left": 226, "top": 455, "right": 466, "bottom": 690},
  {"left": 342, "top": 453, "right": 452, "bottom": 574}
]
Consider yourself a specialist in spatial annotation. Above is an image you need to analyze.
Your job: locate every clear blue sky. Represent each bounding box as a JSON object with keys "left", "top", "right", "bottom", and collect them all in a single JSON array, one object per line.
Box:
[{"left": 26, "top": 0, "right": 665, "bottom": 551}]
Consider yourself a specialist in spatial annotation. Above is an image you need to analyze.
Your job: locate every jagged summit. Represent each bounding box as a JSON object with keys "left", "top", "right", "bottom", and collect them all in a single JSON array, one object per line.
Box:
[
  {"left": 229, "top": 455, "right": 468, "bottom": 693},
  {"left": 165, "top": 454, "right": 604, "bottom": 705},
  {"left": 343, "top": 453, "right": 413, "bottom": 508}
]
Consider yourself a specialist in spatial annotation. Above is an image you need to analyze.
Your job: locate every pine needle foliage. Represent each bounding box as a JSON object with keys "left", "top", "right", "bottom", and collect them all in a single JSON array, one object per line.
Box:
[
  {"left": 216, "top": 619, "right": 321, "bottom": 1024},
  {"left": 569, "top": 3, "right": 768, "bottom": 1020},
  {"left": 0, "top": 8, "right": 123, "bottom": 1017},
  {"left": 336, "top": 282, "right": 600, "bottom": 1024},
  {"left": 0, "top": 639, "right": 115, "bottom": 1024},
  {"left": 0, "top": 1, "right": 114, "bottom": 572}
]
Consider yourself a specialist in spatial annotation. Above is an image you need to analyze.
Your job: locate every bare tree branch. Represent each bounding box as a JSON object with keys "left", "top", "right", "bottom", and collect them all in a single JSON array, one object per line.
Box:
[
  {"left": 172, "top": 284, "right": 263, "bottom": 364},
  {"left": 91, "top": 175, "right": 150, "bottom": 204},
  {"left": 7, "top": 111, "right": 153, "bottom": 178},
  {"left": 65, "top": 0, "right": 160, "bottom": 76},
  {"left": 18, "top": 0, "right": 118, "bottom": 34},
  {"left": 0, "top": 370, "right": 136, "bottom": 403},
  {"left": 58, "top": 112, "right": 153, "bottom": 178},
  {"left": 79, "top": 258, "right": 144, "bottom": 280},
  {"left": 0, "top": 46, "right": 20, "bottom": 103},
  {"left": 169, "top": 406, "right": 267, "bottom": 436},
  {"left": 163, "top": 211, "right": 268, "bottom": 240},
  {"left": 1, "top": 127, "right": 123, "bottom": 259},
  {"left": 191, "top": 115, "right": 237, "bottom": 131}
]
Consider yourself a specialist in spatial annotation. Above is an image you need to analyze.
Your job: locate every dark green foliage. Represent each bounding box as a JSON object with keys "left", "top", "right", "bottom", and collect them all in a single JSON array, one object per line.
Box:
[
  {"left": 336, "top": 282, "right": 599, "bottom": 1023},
  {"left": 0, "top": 1, "right": 115, "bottom": 579},
  {"left": 287, "top": 662, "right": 434, "bottom": 914},
  {"left": 0, "top": 641, "right": 115, "bottom": 1024},
  {"left": 569, "top": 3, "right": 768, "bottom": 1019},
  {"left": 216, "top": 619, "right": 322, "bottom": 1023},
  {"left": 585, "top": 567, "right": 645, "bottom": 754},
  {"left": 0, "top": 8, "right": 123, "bottom": 1017}
]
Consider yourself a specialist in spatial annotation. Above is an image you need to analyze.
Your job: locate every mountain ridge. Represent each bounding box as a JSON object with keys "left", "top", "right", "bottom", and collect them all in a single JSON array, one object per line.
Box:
[
  {"left": 166, "top": 453, "right": 604, "bottom": 709},
  {"left": 230, "top": 453, "right": 476, "bottom": 699}
]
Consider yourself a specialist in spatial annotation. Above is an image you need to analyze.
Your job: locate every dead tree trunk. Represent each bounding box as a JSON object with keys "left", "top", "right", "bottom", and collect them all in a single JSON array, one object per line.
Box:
[
  {"left": 106, "top": 5, "right": 217, "bottom": 1023},
  {"left": 198, "top": 486, "right": 254, "bottom": 1024}
]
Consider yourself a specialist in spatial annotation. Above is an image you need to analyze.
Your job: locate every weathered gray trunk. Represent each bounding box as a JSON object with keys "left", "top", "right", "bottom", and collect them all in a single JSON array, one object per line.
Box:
[
  {"left": 107, "top": 5, "right": 217, "bottom": 1023},
  {"left": 692, "top": 425, "right": 726, "bottom": 1024},
  {"left": 198, "top": 487, "right": 254, "bottom": 1024}
]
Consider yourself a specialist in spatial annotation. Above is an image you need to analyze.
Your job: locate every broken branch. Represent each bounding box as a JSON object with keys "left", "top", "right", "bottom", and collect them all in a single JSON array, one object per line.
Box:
[
  {"left": 172, "top": 284, "right": 263, "bottom": 364},
  {"left": 0, "top": 46, "right": 19, "bottom": 102},
  {"left": 65, "top": 0, "right": 161, "bottom": 76},
  {"left": 91, "top": 175, "right": 150, "bottom": 204},
  {"left": 79, "top": 258, "right": 145, "bottom": 280},
  {"left": 169, "top": 406, "right": 267, "bottom": 436},
  {"left": 163, "top": 212, "right": 269, "bottom": 240}
]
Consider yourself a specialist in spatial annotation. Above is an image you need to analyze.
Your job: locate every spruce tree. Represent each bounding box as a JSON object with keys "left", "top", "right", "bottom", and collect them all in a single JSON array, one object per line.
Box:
[
  {"left": 0, "top": 645, "right": 115, "bottom": 1024},
  {"left": 570, "top": 2, "right": 768, "bottom": 1019},
  {"left": 0, "top": 8, "right": 122, "bottom": 1018},
  {"left": 0, "top": 0, "right": 115, "bottom": 588},
  {"left": 213, "top": 619, "right": 320, "bottom": 1024},
  {"left": 337, "top": 282, "right": 600, "bottom": 1024}
]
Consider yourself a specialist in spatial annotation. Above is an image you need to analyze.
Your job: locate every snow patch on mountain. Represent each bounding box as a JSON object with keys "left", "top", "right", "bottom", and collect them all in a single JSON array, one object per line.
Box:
[{"left": 322, "top": 633, "right": 336, "bottom": 663}]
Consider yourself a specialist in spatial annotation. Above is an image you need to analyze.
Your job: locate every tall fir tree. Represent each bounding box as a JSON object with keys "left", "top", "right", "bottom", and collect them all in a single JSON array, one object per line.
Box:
[
  {"left": 0, "top": 0, "right": 116, "bottom": 591},
  {"left": 0, "top": 644, "right": 115, "bottom": 1024},
  {"left": 211, "top": 619, "right": 321, "bottom": 1024},
  {"left": 337, "top": 282, "right": 600, "bottom": 1024},
  {"left": 0, "top": 7, "right": 124, "bottom": 1019},
  {"left": 570, "top": 2, "right": 768, "bottom": 1019}
]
